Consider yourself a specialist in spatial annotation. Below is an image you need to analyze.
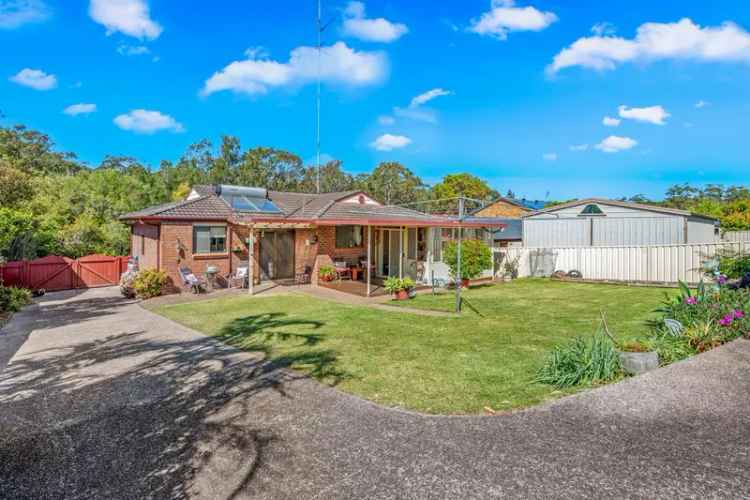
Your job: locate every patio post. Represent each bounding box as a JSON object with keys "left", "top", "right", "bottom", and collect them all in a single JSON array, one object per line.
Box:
[
  {"left": 366, "top": 225, "right": 371, "bottom": 297},
  {"left": 399, "top": 226, "right": 404, "bottom": 279},
  {"left": 247, "top": 228, "right": 254, "bottom": 296}
]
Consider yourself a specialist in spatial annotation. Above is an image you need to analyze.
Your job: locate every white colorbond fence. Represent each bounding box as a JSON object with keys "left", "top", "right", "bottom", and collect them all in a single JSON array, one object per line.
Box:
[
  {"left": 495, "top": 241, "right": 750, "bottom": 285},
  {"left": 723, "top": 230, "right": 750, "bottom": 242}
]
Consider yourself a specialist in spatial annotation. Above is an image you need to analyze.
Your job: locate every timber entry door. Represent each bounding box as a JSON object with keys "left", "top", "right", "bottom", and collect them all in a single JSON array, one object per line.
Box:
[{"left": 259, "top": 230, "right": 295, "bottom": 280}]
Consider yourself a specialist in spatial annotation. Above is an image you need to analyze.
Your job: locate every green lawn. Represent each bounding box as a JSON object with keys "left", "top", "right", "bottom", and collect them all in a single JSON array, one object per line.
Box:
[{"left": 150, "top": 279, "right": 672, "bottom": 414}]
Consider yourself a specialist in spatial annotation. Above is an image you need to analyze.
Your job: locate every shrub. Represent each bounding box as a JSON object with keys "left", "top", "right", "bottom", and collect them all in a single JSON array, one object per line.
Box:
[
  {"left": 0, "top": 285, "right": 32, "bottom": 313},
  {"left": 645, "top": 280, "right": 750, "bottom": 363},
  {"left": 443, "top": 239, "right": 492, "bottom": 281},
  {"left": 536, "top": 330, "right": 622, "bottom": 388},
  {"left": 718, "top": 249, "right": 750, "bottom": 279},
  {"left": 132, "top": 269, "right": 168, "bottom": 299}
]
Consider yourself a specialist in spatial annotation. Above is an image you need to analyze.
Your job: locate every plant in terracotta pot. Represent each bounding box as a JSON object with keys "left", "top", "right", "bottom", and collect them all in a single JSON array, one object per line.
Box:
[
  {"left": 385, "top": 277, "right": 414, "bottom": 300},
  {"left": 443, "top": 239, "right": 492, "bottom": 288},
  {"left": 318, "top": 265, "right": 336, "bottom": 282}
]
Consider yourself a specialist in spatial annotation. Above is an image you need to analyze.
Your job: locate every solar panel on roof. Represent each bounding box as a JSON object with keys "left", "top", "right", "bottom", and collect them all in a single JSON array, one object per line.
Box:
[{"left": 222, "top": 194, "right": 282, "bottom": 213}]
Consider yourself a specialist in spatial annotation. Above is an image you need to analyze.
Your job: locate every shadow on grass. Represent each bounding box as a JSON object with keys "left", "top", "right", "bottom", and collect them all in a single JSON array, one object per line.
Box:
[{"left": 216, "top": 313, "right": 349, "bottom": 385}]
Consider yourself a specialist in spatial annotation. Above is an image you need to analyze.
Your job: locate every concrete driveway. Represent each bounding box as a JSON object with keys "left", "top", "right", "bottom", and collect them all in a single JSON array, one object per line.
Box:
[{"left": 1, "top": 287, "right": 749, "bottom": 499}]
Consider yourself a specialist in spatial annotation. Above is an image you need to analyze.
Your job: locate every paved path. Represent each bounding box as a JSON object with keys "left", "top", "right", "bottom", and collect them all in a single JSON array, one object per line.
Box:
[{"left": 1, "top": 288, "right": 749, "bottom": 499}]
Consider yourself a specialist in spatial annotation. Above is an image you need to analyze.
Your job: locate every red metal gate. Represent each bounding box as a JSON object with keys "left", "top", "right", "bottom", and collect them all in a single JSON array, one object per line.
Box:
[{"left": 0, "top": 255, "right": 128, "bottom": 291}]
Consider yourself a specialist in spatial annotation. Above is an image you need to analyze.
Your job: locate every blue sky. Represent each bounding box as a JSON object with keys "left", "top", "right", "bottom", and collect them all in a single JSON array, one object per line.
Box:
[{"left": 2, "top": 0, "right": 750, "bottom": 200}]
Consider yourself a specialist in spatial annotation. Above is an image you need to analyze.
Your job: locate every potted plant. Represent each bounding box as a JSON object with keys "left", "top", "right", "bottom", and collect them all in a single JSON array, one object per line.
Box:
[
  {"left": 385, "top": 277, "right": 413, "bottom": 300},
  {"left": 318, "top": 265, "right": 336, "bottom": 282},
  {"left": 443, "top": 239, "right": 493, "bottom": 288}
]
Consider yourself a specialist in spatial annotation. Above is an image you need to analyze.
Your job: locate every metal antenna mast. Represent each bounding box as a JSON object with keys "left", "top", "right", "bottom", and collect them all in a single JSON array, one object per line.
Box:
[{"left": 316, "top": 0, "right": 322, "bottom": 194}]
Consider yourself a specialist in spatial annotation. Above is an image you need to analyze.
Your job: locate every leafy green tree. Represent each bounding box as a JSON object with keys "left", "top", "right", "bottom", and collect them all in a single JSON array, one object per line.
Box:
[
  {"left": 431, "top": 173, "right": 499, "bottom": 213},
  {"left": 0, "top": 125, "right": 80, "bottom": 175},
  {"left": 364, "top": 161, "right": 426, "bottom": 205},
  {"left": 0, "top": 162, "right": 34, "bottom": 207},
  {"left": 0, "top": 208, "right": 38, "bottom": 260},
  {"left": 300, "top": 159, "right": 354, "bottom": 193}
]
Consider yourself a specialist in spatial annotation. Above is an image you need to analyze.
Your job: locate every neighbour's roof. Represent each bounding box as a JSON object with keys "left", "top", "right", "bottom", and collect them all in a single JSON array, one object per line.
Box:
[
  {"left": 120, "top": 185, "right": 506, "bottom": 228},
  {"left": 525, "top": 198, "right": 719, "bottom": 222},
  {"left": 471, "top": 197, "right": 531, "bottom": 215}
]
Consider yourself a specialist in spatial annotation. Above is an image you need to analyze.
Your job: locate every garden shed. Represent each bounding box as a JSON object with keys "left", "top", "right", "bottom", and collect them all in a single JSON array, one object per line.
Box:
[{"left": 523, "top": 198, "right": 719, "bottom": 247}]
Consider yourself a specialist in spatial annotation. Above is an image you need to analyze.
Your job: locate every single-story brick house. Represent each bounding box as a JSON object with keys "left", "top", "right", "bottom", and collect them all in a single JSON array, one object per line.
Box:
[{"left": 120, "top": 185, "right": 505, "bottom": 295}]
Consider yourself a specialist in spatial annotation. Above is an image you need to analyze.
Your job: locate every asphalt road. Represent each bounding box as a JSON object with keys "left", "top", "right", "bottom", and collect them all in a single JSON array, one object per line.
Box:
[{"left": 1, "top": 287, "right": 748, "bottom": 499}]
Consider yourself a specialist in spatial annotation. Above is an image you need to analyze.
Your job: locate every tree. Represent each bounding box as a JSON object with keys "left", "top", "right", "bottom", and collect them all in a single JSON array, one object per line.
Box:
[
  {"left": 300, "top": 159, "right": 354, "bottom": 193},
  {"left": 0, "top": 208, "right": 38, "bottom": 260},
  {"left": 0, "top": 162, "right": 34, "bottom": 207},
  {"left": 431, "top": 173, "right": 499, "bottom": 213},
  {"left": 0, "top": 125, "right": 80, "bottom": 175},
  {"left": 238, "top": 147, "right": 304, "bottom": 190},
  {"left": 364, "top": 162, "right": 426, "bottom": 205}
]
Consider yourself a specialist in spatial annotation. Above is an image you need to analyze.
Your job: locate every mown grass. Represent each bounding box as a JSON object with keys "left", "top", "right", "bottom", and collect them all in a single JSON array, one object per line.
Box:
[{"left": 150, "top": 279, "right": 671, "bottom": 414}]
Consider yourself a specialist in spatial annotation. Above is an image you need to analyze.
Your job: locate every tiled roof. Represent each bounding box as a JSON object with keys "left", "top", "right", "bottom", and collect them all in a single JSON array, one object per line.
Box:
[
  {"left": 120, "top": 195, "right": 232, "bottom": 220},
  {"left": 121, "top": 185, "right": 507, "bottom": 228},
  {"left": 266, "top": 190, "right": 360, "bottom": 218}
]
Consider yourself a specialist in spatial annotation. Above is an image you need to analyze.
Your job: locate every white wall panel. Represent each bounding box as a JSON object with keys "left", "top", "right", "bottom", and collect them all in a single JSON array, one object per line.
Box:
[{"left": 497, "top": 242, "right": 749, "bottom": 284}]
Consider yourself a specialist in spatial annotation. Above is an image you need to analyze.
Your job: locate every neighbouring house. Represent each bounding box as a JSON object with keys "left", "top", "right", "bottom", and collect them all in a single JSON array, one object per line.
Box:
[
  {"left": 472, "top": 197, "right": 532, "bottom": 218},
  {"left": 523, "top": 198, "right": 720, "bottom": 247},
  {"left": 470, "top": 198, "right": 529, "bottom": 248},
  {"left": 120, "top": 185, "right": 505, "bottom": 295}
]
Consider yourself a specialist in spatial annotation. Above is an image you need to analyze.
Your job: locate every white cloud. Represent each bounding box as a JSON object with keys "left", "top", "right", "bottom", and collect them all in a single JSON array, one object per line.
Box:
[
  {"left": 602, "top": 116, "right": 621, "bottom": 127},
  {"left": 370, "top": 133, "right": 411, "bottom": 151},
  {"left": 113, "top": 109, "right": 184, "bottom": 134},
  {"left": 390, "top": 87, "right": 453, "bottom": 124},
  {"left": 591, "top": 22, "right": 616, "bottom": 37},
  {"left": 202, "top": 42, "right": 387, "bottom": 96},
  {"left": 244, "top": 46, "right": 269, "bottom": 59},
  {"left": 543, "top": 153, "right": 557, "bottom": 161},
  {"left": 342, "top": 1, "right": 408, "bottom": 43},
  {"left": 117, "top": 44, "right": 150, "bottom": 56},
  {"left": 63, "top": 103, "right": 96, "bottom": 116},
  {"left": 549, "top": 18, "right": 750, "bottom": 73},
  {"left": 409, "top": 88, "right": 452, "bottom": 108},
  {"left": 0, "top": 0, "right": 49, "bottom": 28},
  {"left": 618, "top": 105, "right": 670, "bottom": 125},
  {"left": 695, "top": 100, "right": 709, "bottom": 109},
  {"left": 595, "top": 135, "right": 637, "bottom": 153},
  {"left": 377, "top": 115, "right": 395, "bottom": 125},
  {"left": 9, "top": 68, "right": 56, "bottom": 90},
  {"left": 89, "top": 0, "right": 162, "bottom": 40},
  {"left": 569, "top": 144, "right": 589, "bottom": 152},
  {"left": 469, "top": 0, "right": 558, "bottom": 41}
]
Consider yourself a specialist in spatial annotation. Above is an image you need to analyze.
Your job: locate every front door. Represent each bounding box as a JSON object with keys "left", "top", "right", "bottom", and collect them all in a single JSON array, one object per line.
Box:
[{"left": 260, "top": 230, "right": 295, "bottom": 280}]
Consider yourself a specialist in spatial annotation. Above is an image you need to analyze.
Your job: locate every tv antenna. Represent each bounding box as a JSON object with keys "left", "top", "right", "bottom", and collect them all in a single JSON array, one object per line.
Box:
[{"left": 315, "top": 1, "right": 333, "bottom": 194}]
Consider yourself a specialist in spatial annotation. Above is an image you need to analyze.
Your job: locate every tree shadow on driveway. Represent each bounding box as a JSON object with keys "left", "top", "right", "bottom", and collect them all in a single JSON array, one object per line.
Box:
[{"left": 0, "top": 310, "right": 345, "bottom": 499}]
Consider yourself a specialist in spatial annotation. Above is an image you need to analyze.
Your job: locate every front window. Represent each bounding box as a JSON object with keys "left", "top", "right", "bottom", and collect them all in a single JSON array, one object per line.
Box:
[
  {"left": 335, "top": 225, "right": 363, "bottom": 248},
  {"left": 193, "top": 225, "right": 227, "bottom": 254}
]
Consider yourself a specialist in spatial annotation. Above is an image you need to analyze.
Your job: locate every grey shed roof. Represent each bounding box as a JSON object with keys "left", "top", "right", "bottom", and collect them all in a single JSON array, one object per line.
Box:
[{"left": 525, "top": 198, "right": 719, "bottom": 222}]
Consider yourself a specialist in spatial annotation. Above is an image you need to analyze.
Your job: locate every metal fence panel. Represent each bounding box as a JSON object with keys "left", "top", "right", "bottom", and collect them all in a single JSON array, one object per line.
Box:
[{"left": 496, "top": 242, "right": 749, "bottom": 284}]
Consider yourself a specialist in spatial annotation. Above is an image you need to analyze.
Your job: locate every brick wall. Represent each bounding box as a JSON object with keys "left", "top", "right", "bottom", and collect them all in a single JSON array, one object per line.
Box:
[
  {"left": 307, "top": 225, "right": 371, "bottom": 285},
  {"left": 131, "top": 223, "right": 160, "bottom": 270},
  {"left": 160, "top": 222, "right": 232, "bottom": 292},
  {"left": 230, "top": 224, "right": 261, "bottom": 285}
]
